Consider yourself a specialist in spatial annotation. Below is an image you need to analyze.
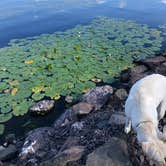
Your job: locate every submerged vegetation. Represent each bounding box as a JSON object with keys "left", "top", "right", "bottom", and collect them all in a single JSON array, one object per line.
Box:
[{"left": 0, "top": 17, "right": 165, "bottom": 133}]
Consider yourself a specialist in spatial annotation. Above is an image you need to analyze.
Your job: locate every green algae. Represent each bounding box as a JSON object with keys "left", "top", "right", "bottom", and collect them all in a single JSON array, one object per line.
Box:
[{"left": 0, "top": 17, "right": 165, "bottom": 133}]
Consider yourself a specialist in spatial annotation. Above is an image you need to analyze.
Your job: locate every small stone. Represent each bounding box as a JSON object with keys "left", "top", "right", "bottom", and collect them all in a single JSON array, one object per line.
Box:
[
  {"left": 65, "top": 95, "right": 73, "bottom": 103},
  {"left": 130, "top": 65, "right": 148, "bottom": 74},
  {"left": 115, "top": 88, "right": 128, "bottom": 100},
  {"left": 72, "top": 102, "right": 93, "bottom": 115},
  {"left": 29, "top": 100, "right": 55, "bottom": 115},
  {"left": 0, "top": 145, "right": 17, "bottom": 161},
  {"left": 109, "top": 112, "right": 126, "bottom": 125}
]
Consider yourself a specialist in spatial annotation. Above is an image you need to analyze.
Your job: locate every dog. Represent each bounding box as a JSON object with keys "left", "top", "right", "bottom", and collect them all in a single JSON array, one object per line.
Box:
[{"left": 124, "top": 74, "right": 166, "bottom": 165}]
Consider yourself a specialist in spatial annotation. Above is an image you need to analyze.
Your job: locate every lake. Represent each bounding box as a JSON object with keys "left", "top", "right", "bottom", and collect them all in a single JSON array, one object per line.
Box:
[{"left": 0, "top": 0, "right": 166, "bottom": 142}]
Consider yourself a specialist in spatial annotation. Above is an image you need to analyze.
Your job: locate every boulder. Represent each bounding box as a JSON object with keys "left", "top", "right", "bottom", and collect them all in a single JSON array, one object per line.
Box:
[
  {"left": 86, "top": 137, "right": 132, "bottom": 166},
  {"left": 19, "top": 127, "right": 56, "bottom": 162},
  {"left": 82, "top": 85, "right": 113, "bottom": 110},
  {"left": 29, "top": 100, "right": 55, "bottom": 115},
  {"left": 72, "top": 102, "right": 93, "bottom": 115},
  {"left": 0, "top": 145, "right": 17, "bottom": 161}
]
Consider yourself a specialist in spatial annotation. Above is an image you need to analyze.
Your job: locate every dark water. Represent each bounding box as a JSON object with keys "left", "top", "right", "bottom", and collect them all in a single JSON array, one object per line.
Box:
[{"left": 0, "top": 0, "right": 166, "bottom": 142}]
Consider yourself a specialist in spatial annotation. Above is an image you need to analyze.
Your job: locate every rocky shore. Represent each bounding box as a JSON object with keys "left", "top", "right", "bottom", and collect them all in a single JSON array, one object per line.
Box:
[{"left": 1, "top": 53, "right": 166, "bottom": 166}]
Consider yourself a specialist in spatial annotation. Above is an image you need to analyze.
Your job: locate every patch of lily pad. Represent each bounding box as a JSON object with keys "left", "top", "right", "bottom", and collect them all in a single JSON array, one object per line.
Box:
[{"left": 0, "top": 17, "right": 165, "bottom": 132}]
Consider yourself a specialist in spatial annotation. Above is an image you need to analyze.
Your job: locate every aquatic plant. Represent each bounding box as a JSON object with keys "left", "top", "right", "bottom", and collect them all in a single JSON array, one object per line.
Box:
[{"left": 0, "top": 17, "right": 164, "bottom": 131}]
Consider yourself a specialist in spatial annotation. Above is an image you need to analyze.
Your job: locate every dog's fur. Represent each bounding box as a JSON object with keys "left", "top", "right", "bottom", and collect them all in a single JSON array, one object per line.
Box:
[{"left": 125, "top": 74, "right": 166, "bottom": 165}]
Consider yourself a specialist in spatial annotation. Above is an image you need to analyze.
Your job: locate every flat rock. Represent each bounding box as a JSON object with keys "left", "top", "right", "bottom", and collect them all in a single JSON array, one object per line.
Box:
[
  {"left": 86, "top": 137, "right": 132, "bottom": 166},
  {"left": 0, "top": 145, "right": 17, "bottom": 161},
  {"left": 41, "top": 146, "right": 85, "bottom": 166},
  {"left": 72, "top": 102, "right": 93, "bottom": 115},
  {"left": 139, "top": 56, "right": 166, "bottom": 69},
  {"left": 82, "top": 85, "right": 113, "bottom": 110},
  {"left": 109, "top": 112, "right": 126, "bottom": 125},
  {"left": 29, "top": 100, "right": 55, "bottom": 115}
]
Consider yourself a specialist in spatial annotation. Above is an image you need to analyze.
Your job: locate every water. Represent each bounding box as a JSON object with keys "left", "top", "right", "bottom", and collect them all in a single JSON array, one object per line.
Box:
[{"left": 0, "top": 0, "right": 166, "bottom": 141}]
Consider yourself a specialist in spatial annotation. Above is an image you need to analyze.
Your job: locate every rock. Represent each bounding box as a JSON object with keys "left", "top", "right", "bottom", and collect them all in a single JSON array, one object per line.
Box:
[
  {"left": 0, "top": 145, "right": 17, "bottom": 161},
  {"left": 115, "top": 88, "right": 128, "bottom": 100},
  {"left": 0, "top": 161, "right": 3, "bottom": 166},
  {"left": 41, "top": 146, "right": 85, "bottom": 166},
  {"left": 86, "top": 137, "right": 132, "bottom": 166},
  {"left": 19, "top": 127, "right": 56, "bottom": 161},
  {"left": 71, "top": 122, "right": 84, "bottom": 131},
  {"left": 65, "top": 95, "right": 73, "bottom": 103},
  {"left": 139, "top": 56, "right": 166, "bottom": 69},
  {"left": 5, "top": 134, "right": 16, "bottom": 145},
  {"left": 130, "top": 65, "right": 148, "bottom": 74},
  {"left": 29, "top": 100, "right": 55, "bottom": 115},
  {"left": 109, "top": 112, "right": 126, "bottom": 125},
  {"left": 53, "top": 109, "right": 78, "bottom": 129},
  {"left": 72, "top": 102, "right": 93, "bottom": 115},
  {"left": 82, "top": 85, "right": 113, "bottom": 110}
]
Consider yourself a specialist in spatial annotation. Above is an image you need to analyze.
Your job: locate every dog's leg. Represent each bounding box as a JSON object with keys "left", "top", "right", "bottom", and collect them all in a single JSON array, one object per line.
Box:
[{"left": 124, "top": 118, "right": 131, "bottom": 134}]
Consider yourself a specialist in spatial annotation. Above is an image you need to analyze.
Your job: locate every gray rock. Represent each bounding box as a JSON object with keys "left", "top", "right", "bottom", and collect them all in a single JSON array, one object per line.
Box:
[
  {"left": 0, "top": 145, "right": 17, "bottom": 161},
  {"left": 19, "top": 127, "right": 56, "bottom": 161},
  {"left": 115, "top": 88, "right": 128, "bottom": 100},
  {"left": 29, "top": 100, "right": 55, "bottom": 115},
  {"left": 72, "top": 102, "right": 93, "bottom": 115},
  {"left": 86, "top": 137, "right": 132, "bottom": 166},
  {"left": 130, "top": 65, "right": 148, "bottom": 74},
  {"left": 82, "top": 85, "right": 113, "bottom": 110},
  {"left": 109, "top": 112, "right": 126, "bottom": 125},
  {"left": 41, "top": 146, "right": 85, "bottom": 166},
  {"left": 65, "top": 95, "right": 73, "bottom": 103}
]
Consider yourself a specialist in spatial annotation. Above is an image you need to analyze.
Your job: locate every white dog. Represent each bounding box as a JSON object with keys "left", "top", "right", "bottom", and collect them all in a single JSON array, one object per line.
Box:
[{"left": 125, "top": 74, "right": 166, "bottom": 165}]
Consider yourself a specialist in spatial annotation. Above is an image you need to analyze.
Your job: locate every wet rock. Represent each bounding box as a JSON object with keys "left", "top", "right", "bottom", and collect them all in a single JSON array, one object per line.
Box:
[
  {"left": 53, "top": 109, "right": 77, "bottom": 129},
  {"left": 115, "top": 88, "right": 128, "bottom": 100},
  {"left": 82, "top": 85, "right": 113, "bottom": 110},
  {"left": 65, "top": 95, "right": 73, "bottom": 103},
  {"left": 0, "top": 145, "right": 17, "bottom": 161},
  {"left": 72, "top": 102, "right": 93, "bottom": 115},
  {"left": 29, "top": 100, "right": 55, "bottom": 115},
  {"left": 41, "top": 146, "right": 85, "bottom": 166},
  {"left": 19, "top": 127, "right": 56, "bottom": 161},
  {"left": 109, "top": 112, "right": 126, "bottom": 125},
  {"left": 139, "top": 56, "right": 166, "bottom": 69},
  {"left": 86, "top": 137, "right": 132, "bottom": 166}
]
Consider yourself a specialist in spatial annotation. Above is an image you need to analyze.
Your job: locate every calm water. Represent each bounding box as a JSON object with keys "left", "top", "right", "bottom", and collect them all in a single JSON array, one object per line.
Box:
[
  {"left": 0, "top": 0, "right": 166, "bottom": 47},
  {"left": 0, "top": 0, "right": 166, "bottom": 141}
]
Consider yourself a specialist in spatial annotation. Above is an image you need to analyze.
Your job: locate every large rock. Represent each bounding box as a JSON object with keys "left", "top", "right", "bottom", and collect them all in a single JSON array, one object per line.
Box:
[
  {"left": 29, "top": 100, "right": 55, "bottom": 115},
  {"left": 86, "top": 137, "right": 132, "bottom": 166},
  {"left": 19, "top": 127, "right": 56, "bottom": 162},
  {"left": 0, "top": 145, "right": 17, "bottom": 161},
  {"left": 82, "top": 85, "right": 113, "bottom": 110},
  {"left": 72, "top": 102, "right": 93, "bottom": 115},
  {"left": 40, "top": 146, "right": 85, "bottom": 166},
  {"left": 139, "top": 56, "right": 166, "bottom": 69}
]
